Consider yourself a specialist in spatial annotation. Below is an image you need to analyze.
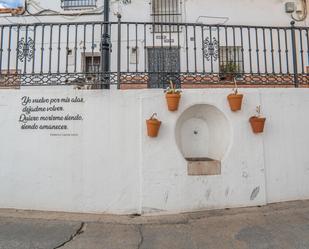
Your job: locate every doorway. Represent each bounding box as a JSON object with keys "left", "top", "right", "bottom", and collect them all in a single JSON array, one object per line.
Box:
[{"left": 147, "top": 47, "right": 180, "bottom": 88}]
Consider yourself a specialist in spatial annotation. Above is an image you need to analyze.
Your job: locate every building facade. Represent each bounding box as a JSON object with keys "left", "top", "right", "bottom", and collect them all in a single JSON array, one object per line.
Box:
[{"left": 0, "top": 1, "right": 309, "bottom": 215}]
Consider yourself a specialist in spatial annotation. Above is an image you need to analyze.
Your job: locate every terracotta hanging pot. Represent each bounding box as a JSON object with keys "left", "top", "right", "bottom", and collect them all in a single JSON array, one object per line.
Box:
[
  {"left": 227, "top": 79, "right": 243, "bottom": 112},
  {"left": 146, "top": 113, "right": 162, "bottom": 138},
  {"left": 227, "top": 93, "right": 244, "bottom": 112},
  {"left": 249, "top": 116, "right": 266, "bottom": 134},
  {"left": 165, "top": 93, "right": 181, "bottom": 112}
]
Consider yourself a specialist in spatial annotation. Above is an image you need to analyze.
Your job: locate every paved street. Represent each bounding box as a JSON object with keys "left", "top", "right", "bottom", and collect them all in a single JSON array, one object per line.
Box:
[{"left": 0, "top": 201, "right": 309, "bottom": 249}]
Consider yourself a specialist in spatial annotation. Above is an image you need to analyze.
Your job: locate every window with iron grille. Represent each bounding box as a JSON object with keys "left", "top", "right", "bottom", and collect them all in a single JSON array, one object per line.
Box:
[
  {"left": 219, "top": 46, "right": 244, "bottom": 78},
  {"left": 85, "top": 56, "right": 101, "bottom": 73},
  {"left": 61, "top": 0, "right": 97, "bottom": 10},
  {"left": 151, "top": 0, "right": 182, "bottom": 33}
]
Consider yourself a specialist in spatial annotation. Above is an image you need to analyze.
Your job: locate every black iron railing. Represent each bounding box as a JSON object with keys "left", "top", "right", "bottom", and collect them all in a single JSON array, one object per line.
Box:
[{"left": 0, "top": 18, "right": 308, "bottom": 88}]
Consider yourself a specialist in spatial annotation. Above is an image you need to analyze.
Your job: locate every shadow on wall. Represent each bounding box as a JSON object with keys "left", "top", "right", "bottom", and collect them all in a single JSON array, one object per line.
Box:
[{"left": 175, "top": 104, "right": 231, "bottom": 176}]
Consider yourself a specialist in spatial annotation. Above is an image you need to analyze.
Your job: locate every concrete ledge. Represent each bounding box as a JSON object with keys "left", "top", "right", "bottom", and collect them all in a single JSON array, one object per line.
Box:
[{"left": 187, "top": 158, "right": 221, "bottom": 176}]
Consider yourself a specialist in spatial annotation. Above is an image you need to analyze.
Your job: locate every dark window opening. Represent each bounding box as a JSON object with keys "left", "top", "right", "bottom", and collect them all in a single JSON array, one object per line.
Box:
[{"left": 85, "top": 56, "right": 101, "bottom": 74}]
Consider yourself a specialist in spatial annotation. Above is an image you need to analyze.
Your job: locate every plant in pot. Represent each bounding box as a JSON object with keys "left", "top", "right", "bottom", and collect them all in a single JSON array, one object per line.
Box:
[
  {"left": 220, "top": 62, "right": 238, "bottom": 82},
  {"left": 249, "top": 106, "right": 266, "bottom": 134},
  {"left": 165, "top": 80, "right": 182, "bottom": 112},
  {"left": 146, "top": 113, "right": 162, "bottom": 138},
  {"left": 227, "top": 78, "right": 244, "bottom": 112}
]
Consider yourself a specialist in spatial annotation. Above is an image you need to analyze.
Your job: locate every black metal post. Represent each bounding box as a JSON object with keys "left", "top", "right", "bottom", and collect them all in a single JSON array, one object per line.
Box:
[
  {"left": 117, "top": 14, "right": 122, "bottom": 89},
  {"left": 101, "top": 0, "right": 110, "bottom": 89},
  {"left": 290, "top": 21, "right": 299, "bottom": 88}
]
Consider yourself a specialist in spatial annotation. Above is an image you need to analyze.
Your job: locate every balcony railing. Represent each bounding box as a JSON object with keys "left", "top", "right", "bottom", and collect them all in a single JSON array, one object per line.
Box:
[{"left": 0, "top": 18, "right": 308, "bottom": 88}]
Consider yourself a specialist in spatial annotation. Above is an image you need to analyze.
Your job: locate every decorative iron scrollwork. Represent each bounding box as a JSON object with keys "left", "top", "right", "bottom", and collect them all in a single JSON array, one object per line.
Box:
[
  {"left": 203, "top": 37, "right": 218, "bottom": 62},
  {"left": 17, "top": 37, "right": 34, "bottom": 62}
]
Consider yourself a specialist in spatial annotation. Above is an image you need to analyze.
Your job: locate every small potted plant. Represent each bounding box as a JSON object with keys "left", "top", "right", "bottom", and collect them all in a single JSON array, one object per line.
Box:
[
  {"left": 220, "top": 62, "right": 238, "bottom": 82},
  {"left": 249, "top": 106, "right": 266, "bottom": 134},
  {"left": 146, "top": 113, "right": 162, "bottom": 138},
  {"left": 227, "top": 78, "right": 244, "bottom": 112},
  {"left": 165, "top": 80, "right": 182, "bottom": 112}
]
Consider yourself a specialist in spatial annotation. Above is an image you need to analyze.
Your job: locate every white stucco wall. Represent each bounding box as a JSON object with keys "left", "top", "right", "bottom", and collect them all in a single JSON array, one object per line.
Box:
[
  {"left": 262, "top": 91, "right": 309, "bottom": 203},
  {"left": 0, "top": 88, "right": 308, "bottom": 214},
  {"left": 115, "top": 0, "right": 308, "bottom": 26}
]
